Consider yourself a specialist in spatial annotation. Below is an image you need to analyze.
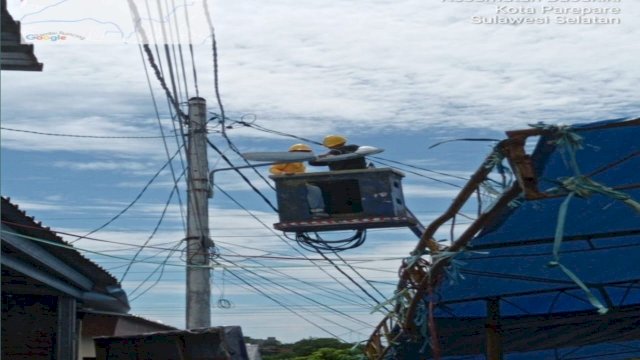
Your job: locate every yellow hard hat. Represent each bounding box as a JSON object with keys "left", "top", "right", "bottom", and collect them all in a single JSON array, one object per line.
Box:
[
  {"left": 288, "top": 143, "right": 312, "bottom": 152},
  {"left": 323, "top": 135, "right": 347, "bottom": 148}
]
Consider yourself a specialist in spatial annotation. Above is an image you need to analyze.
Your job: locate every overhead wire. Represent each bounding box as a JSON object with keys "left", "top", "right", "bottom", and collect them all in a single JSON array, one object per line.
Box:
[
  {"left": 225, "top": 118, "right": 471, "bottom": 187},
  {"left": 313, "top": 249, "right": 389, "bottom": 311},
  {"left": 143, "top": 0, "right": 189, "bottom": 180},
  {"left": 214, "top": 243, "right": 372, "bottom": 308},
  {"left": 371, "top": 158, "right": 463, "bottom": 188},
  {"left": 2, "top": 219, "right": 407, "bottom": 263},
  {"left": 207, "top": 138, "right": 278, "bottom": 212},
  {"left": 148, "top": 0, "right": 210, "bottom": 257},
  {"left": 214, "top": 184, "right": 381, "bottom": 308},
  {"left": 222, "top": 267, "right": 347, "bottom": 341},
  {"left": 181, "top": 0, "right": 199, "bottom": 97},
  {"left": 120, "top": 170, "right": 186, "bottom": 282},
  {"left": 136, "top": 41, "right": 187, "bottom": 232},
  {"left": 127, "top": 0, "right": 187, "bottom": 120},
  {"left": 129, "top": 241, "right": 185, "bottom": 300},
  {"left": 200, "top": 1, "right": 276, "bottom": 192},
  {"left": 168, "top": 0, "right": 190, "bottom": 100},
  {"left": 0, "top": 126, "right": 172, "bottom": 139},
  {"left": 70, "top": 146, "right": 184, "bottom": 244},
  {"left": 215, "top": 253, "right": 375, "bottom": 330}
]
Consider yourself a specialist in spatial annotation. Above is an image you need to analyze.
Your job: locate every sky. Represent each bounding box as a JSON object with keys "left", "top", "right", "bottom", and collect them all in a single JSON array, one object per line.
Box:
[{"left": 1, "top": 0, "right": 639, "bottom": 344}]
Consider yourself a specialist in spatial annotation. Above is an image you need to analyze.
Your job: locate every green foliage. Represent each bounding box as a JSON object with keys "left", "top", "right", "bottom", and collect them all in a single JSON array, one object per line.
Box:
[
  {"left": 292, "top": 348, "right": 362, "bottom": 360},
  {"left": 259, "top": 338, "right": 361, "bottom": 360}
]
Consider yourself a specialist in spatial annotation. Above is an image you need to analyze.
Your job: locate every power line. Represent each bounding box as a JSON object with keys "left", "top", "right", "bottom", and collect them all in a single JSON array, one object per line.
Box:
[
  {"left": 129, "top": 241, "right": 185, "bottom": 300},
  {"left": 207, "top": 138, "right": 278, "bottom": 212},
  {"left": 202, "top": 0, "right": 225, "bottom": 125},
  {"left": 214, "top": 244, "right": 374, "bottom": 308},
  {"left": 217, "top": 253, "right": 374, "bottom": 329},
  {"left": 127, "top": 0, "right": 187, "bottom": 120},
  {"left": 70, "top": 146, "right": 184, "bottom": 244},
  {"left": 2, "top": 219, "right": 407, "bottom": 263},
  {"left": 136, "top": 42, "right": 187, "bottom": 232},
  {"left": 222, "top": 267, "right": 347, "bottom": 341},
  {"left": 371, "top": 158, "right": 463, "bottom": 188},
  {"left": 200, "top": 0, "right": 276, "bottom": 193},
  {"left": 181, "top": 0, "right": 199, "bottom": 97},
  {"left": 121, "top": 172, "right": 185, "bottom": 282},
  {"left": 227, "top": 118, "right": 322, "bottom": 145},
  {"left": 313, "top": 249, "right": 388, "bottom": 311},
  {"left": 227, "top": 119, "right": 470, "bottom": 187},
  {"left": 0, "top": 126, "right": 171, "bottom": 139},
  {"left": 214, "top": 184, "right": 381, "bottom": 308}
]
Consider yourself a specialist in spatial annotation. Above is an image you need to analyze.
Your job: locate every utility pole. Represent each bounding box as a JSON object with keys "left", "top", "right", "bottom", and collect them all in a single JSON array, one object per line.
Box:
[{"left": 186, "top": 97, "right": 211, "bottom": 329}]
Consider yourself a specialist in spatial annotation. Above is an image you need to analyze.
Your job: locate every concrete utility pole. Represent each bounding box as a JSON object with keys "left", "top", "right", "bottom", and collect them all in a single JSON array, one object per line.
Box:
[{"left": 186, "top": 97, "right": 211, "bottom": 329}]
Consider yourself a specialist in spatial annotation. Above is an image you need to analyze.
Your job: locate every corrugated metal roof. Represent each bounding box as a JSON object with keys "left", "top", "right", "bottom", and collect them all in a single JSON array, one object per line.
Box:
[{"left": 1, "top": 196, "right": 120, "bottom": 288}]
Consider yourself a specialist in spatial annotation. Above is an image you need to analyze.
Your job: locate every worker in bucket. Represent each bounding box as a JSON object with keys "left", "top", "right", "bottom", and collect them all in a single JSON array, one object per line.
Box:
[
  {"left": 269, "top": 144, "right": 328, "bottom": 217},
  {"left": 269, "top": 143, "right": 312, "bottom": 175},
  {"left": 309, "top": 135, "right": 367, "bottom": 171}
]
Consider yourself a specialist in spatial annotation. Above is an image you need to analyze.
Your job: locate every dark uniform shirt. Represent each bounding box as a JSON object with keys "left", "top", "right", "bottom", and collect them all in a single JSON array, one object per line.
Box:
[{"left": 309, "top": 144, "right": 367, "bottom": 171}]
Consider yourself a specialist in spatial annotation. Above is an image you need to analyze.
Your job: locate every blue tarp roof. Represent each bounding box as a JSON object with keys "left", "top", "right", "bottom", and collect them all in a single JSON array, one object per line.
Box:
[{"left": 394, "top": 118, "right": 640, "bottom": 359}]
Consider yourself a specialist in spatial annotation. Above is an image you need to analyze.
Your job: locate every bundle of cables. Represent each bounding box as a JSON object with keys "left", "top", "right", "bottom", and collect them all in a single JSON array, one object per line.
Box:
[{"left": 289, "top": 230, "right": 367, "bottom": 252}]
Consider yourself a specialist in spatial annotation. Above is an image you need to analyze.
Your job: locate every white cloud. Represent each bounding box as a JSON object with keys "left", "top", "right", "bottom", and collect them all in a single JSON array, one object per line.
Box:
[{"left": 54, "top": 160, "right": 153, "bottom": 171}]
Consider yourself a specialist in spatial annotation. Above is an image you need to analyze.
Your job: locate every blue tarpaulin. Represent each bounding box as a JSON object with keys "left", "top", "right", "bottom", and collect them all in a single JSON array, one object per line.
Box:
[{"left": 392, "top": 118, "right": 640, "bottom": 359}]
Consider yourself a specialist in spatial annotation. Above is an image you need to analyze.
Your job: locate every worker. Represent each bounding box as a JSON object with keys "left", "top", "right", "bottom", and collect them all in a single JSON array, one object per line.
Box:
[
  {"left": 268, "top": 144, "right": 328, "bottom": 217},
  {"left": 269, "top": 143, "right": 312, "bottom": 175},
  {"left": 309, "top": 135, "right": 367, "bottom": 171}
]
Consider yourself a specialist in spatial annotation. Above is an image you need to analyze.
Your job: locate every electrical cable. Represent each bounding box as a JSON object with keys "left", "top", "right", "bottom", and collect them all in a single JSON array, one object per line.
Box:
[
  {"left": 236, "top": 120, "right": 323, "bottom": 146},
  {"left": 218, "top": 123, "right": 277, "bottom": 191},
  {"left": 120, "top": 170, "right": 186, "bottom": 282},
  {"left": 227, "top": 118, "right": 471, "bottom": 187},
  {"left": 214, "top": 184, "right": 380, "bottom": 307},
  {"left": 312, "top": 249, "right": 389, "bottom": 311},
  {"left": 168, "top": 0, "right": 190, "bottom": 100},
  {"left": 142, "top": 0, "right": 190, "bottom": 190},
  {"left": 214, "top": 244, "right": 372, "bottom": 308},
  {"left": 216, "top": 254, "right": 374, "bottom": 329},
  {"left": 127, "top": 0, "right": 187, "bottom": 120},
  {"left": 428, "top": 138, "right": 502, "bottom": 149},
  {"left": 222, "top": 267, "right": 348, "bottom": 341},
  {"left": 70, "top": 146, "right": 184, "bottom": 244},
  {"left": 293, "top": 231, "right": 366, "bottom": 252},
  {"left": 136, "top": 41, "right": 187, "bottom": 232},
  {"left": 200, "top": 1, "right": 276, "bottom": 192},
  {"left": 371, "top": 159, "right": 463, "bottom": 188},
  {"left": 207, "top": 138, "right": 278, "bottom": 212},
  {"left": 2, "top": 219, "right": 406, "bottom": 263},
  {"left": 129, "top": 241, "right": 185, "bottom": 300},
  {"left": 332, "top": 250, "right": 389, "bottom": 303},
  {"left": 181, "top": 0, "right": 199, "bottom": 97},
  {"left": 202, "top": 0, "right": 225, "bottom": 126},
  {"left": 0, "top": 126, "right": 171, "bottom": 139},
  {"left": 150, "top": 0, "right": 211, "bottom": 259}
]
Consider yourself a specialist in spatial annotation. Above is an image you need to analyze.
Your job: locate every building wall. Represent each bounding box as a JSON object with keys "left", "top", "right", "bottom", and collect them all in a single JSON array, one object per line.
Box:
[{"left": 2, "top": 293, "right": 57, "bottom": 360}]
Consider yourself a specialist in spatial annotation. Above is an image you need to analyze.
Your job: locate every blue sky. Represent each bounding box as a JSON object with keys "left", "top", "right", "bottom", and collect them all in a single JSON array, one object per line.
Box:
[{"left": 2, "top": 0, "right": 639, "bottom": 344}]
